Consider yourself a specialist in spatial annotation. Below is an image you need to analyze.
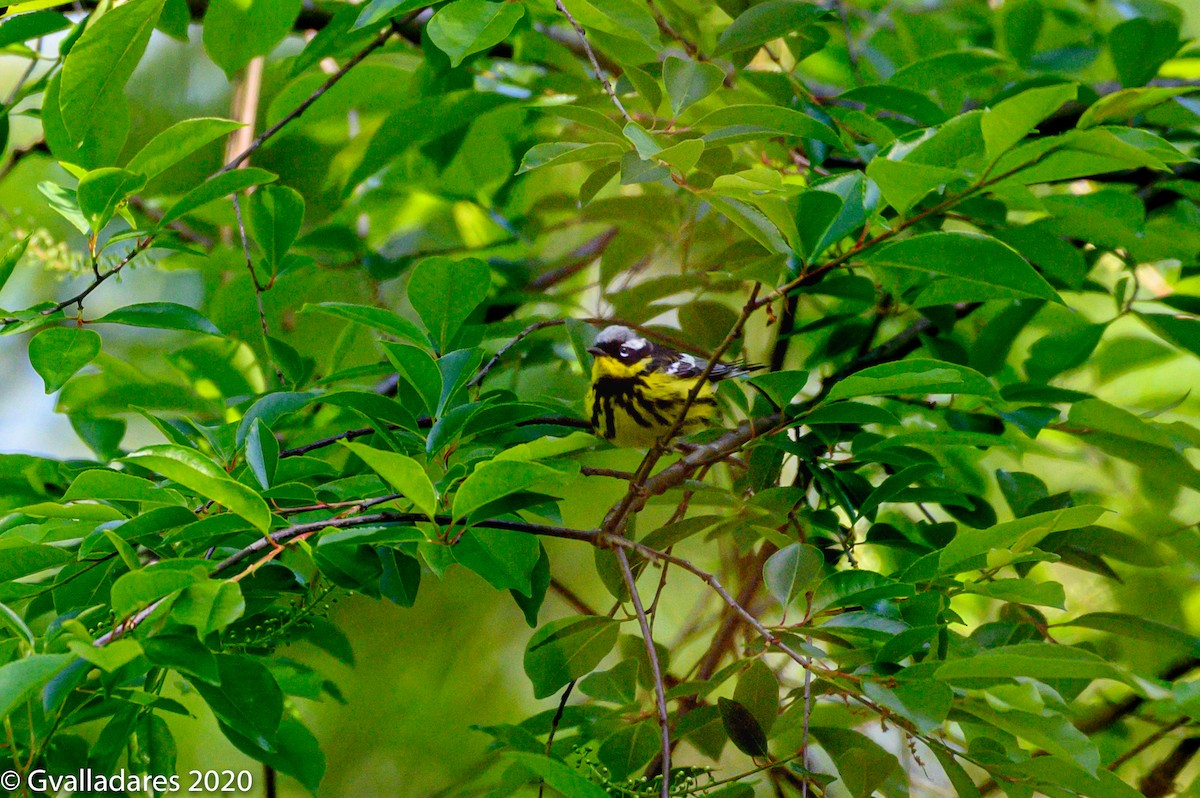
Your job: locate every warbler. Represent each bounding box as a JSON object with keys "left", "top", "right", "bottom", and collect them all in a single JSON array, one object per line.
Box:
[{"left": 585, "top": 325, "right": 759, "bottom": 447}]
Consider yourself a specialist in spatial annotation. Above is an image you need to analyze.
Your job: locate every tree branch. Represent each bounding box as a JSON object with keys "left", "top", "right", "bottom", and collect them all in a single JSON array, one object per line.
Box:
[
  {"left": 553, "top": 0, "right": 632, "bottom": 123},
  {"left": 615, "top": 546, "right": 671, "bottom": 798}
]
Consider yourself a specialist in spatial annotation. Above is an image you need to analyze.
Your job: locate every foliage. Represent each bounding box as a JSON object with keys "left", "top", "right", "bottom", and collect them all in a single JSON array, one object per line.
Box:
[{"left": 0, "top": 0, "right": 1199, "bottom": 796}]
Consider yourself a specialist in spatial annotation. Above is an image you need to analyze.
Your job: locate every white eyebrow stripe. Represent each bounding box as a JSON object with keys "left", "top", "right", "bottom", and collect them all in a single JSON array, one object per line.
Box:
[{"left": 627, "top": 337, "right": 649, "bottom": 350}]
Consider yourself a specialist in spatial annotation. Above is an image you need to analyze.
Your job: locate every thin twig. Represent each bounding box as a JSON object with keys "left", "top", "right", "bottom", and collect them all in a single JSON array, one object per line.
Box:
[
  {"left": 220, "top": 19, "right": 407, "bottom": 174},
  {"left": 554, "top": 0, "right": 632, "bottom": 122},
  {"left": 615, "top": 546, "right": 671, "bottom": 798},
  {"left": 468, "top": 319, "right": 565, "bottom": 388},
  {"left": 538, "top": 681, "right": 577, "bottom": 798},
  {"left": 233, "top": 193, "right": 285, "bottom": 385}
]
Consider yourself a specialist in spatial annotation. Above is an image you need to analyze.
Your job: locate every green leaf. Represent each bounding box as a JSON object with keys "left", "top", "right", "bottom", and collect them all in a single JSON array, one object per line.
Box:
[
  {"left": 244, "top": 418, "right": 278, "bottom": 491},
  {"left": 597, "top": 721, "right": 660, "bottom": 781},
  {"left": 794, "top": 172, "right": 874, "bottom": 262},
  {"left": 864, "top": 232, "right": 1059, "bottom": 304},
  {"left": 1137, "top": 312, "right": 1200, "bottom": 360},
  {"left": 62, "top": 468, "right": 184, "bottom": 504},
  {"left": 762, "top": 544, "right": 822, "bottom": 608},
  {"left": 77, "top": 167, "right": 145, "bottom": 231},
  {"left": 187, "top": 655, "right": 283, "bottom": 746},
  {"left": 248, "top": 185, "right": 305, "bottom": 270},
  {"left": 0, "top": 235, "right": 29, "bottom": 295},
  {"left": 36, "top": 181, "right": 90, "bottom": 235},
  {"left": 407, "top": 256, "right": 491, "bottom": 353},
  {"left": 1057, "top": 612, "right": 1198, "bottom": 652},
  {"left": 172, "top": 580, "right": 245, "bottom": 636},
  {"left": 865, "top": 156, "right": 962, "bottom": 216},
  {"left": 510, "top": 545, "right": 549, "bottom": 627},
  {"left": 579, "top": 658, "right": 639, "bottom": 704},
  {"left": 516, "top": 142, "right": 625, "bottom": 174},
  {"left": 0, "top": 541, "right": 74, "bottom": 582},
  {"left": 42, "top": 69, "right": 128, "bottom": 169},
  {"left": 299, "top": 302, "right": 428, "bottom": 347},
  {"left": 353, "top": 0, "right": 434, "bottom": 28},
  {"left": 961, "top": 699, "right": 1099, "bottom": 772},
  {"left": 748, "top": 370, "right": 809, "bottom": 408},
  {"left": 91, "top": 302, "right": 222, "bottom": 335},
  {"left": 523, "top": 615, "right": 620, "bottom": 699},
  {"left": 663, "top": 56, "right": 725, "bottom": 116},
  {"left": 982, "top": 83, "right": 1077, "bottom": 160},
  {"left": 718, "top": 697, "right": 768, "bottom": 757},
  {"left": 0, "top": 654, "right": 75, "bottom": 723},
  {"left": 426, "top": 0, "right": 524, "bottom": 67},
  {"left": 203, "top": 0, "right": 302, "bottom": 78},
  {"left": 234, "top": 391, "right": 316, "bottom": 446},
  {"left": 1109, "top": 16, "right": 1181, "bottom": 88},
  {"left": 1078, "top": 86, "right": 1195, "bottom": 129},
  {"left": 125, "top": 118, "right": 244, "bottom": 180},
  {"left": 857, "top": 464, "right": 938, "bottom": 520},
  {"left": 378, "top": 547, "right": 421, "bottom": 607},
  {"left": 123, "top": 445, "right": 272, "bottom": 532},
  {"left": 827, "top": 358, "right": 999, "bottom": 401},
  {"left": 811, "top": 727, "right": 901, "bottom": 798},
  {"left": 505, "top": 752, "right": 609, "bottom": 798},
  {"left": 1025, "top": 323, "right": 1107, "bottom": 382},
  {"left": 713, "top": 0, "right": 828, "bottom": 55},
  {"left": 136, "top": 714, "right": 177, "bottom": 785},
  {"left": 158, "top": 167, "right": 278, "bottom": 228},
  {"left": 453, "top": 460, "right": 565, "bottom": 521},
  {"left": 381, "top": 343, "right": 442, "bottom": 416},
  {"left": 802, "top": 402, "right": 899, "bottom": 426},
  {"left": 67, "top": 637, "right": 144, "bottom": 672},
  {"left": 342, "top": 442, "right": 438, "bottom": 519},
  {"left": 28, "top": 327, "right": 101, "bottom": 393},
  {"left": 142, "top": 634, "right": 219, "bottom": 683},
  {"left": 0, "top": 11, "right": 71, "bottom": 49},
  {"left": 733, "top": 659, "right": 778, "bottom": 734},
  {"left": 59, "top": 0, "right": 165, "bottom": 147},
  {"left": 862, "top": 680, "right": 952, "bottom": 734},
  {"left": 939, "top": 506, "right": 1107, "bottom": 573},
  {"left": 453, "top": 526, "right": 541, "bottom": 595},
  {"left": 697, "top": 104, "right": 841, "bottom": 146},
  {"left": 110, "top": 562, "right": 208, "bottom": 617},
  {"left": 219, "top": 714, "right": 325, "bottom": 794}
]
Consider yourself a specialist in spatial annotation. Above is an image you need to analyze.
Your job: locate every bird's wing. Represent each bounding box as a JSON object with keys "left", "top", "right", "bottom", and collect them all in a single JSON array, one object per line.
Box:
[
  {"left": 647, "top": 344, "right": 761, "bottom": 381},
  {"left": 660, "top": 352, "right": 709, "bottom": 379}
]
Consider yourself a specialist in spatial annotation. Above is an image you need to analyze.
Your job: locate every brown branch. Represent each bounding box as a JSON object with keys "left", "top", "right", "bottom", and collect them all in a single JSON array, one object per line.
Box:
[
  {"left": 615, "top": 546, "right": 671, "bottom": 798},
  {"left": 553, "top": 0, "right": 631, "bottom": 123},
  {"left": 527, "top": 228, "right": 618, "bottom": 291},
  {"left": 1140, "top": 735, "right": 1200, "bottom": 798},
  {"left": 549, "top": 577, "right": 602, "bottom": 616}
]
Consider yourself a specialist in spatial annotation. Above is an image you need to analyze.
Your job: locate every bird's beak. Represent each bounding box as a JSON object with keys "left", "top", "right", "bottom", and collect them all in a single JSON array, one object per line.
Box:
[{"left": 586, "top": 346, "right": 604, "bottom": 357}]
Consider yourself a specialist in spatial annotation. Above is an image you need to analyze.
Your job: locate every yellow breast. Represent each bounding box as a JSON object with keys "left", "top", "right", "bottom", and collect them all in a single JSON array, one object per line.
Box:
[{"left": 586, "top": 357, "right": 718, "bottom": 447}]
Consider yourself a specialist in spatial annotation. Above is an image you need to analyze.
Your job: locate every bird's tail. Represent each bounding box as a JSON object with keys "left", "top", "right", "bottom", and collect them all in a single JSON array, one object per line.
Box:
[{"left": 711, "top": 362, "right": 764, "bottom": 380}]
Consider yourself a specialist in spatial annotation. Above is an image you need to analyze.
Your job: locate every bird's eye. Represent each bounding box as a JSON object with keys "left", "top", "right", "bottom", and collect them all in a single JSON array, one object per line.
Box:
[{"left": 618, "top": 345, "right": 632, "bottom": 358}]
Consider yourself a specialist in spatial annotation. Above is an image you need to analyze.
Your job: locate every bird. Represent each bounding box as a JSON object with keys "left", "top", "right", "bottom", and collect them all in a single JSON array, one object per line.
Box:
[{"left": 585, "top": 325, "right": 760, "bottom": 447}]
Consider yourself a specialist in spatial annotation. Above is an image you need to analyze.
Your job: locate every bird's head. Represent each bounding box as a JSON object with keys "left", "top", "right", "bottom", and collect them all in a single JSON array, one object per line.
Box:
[{"left": 587, "top": 325, "right": 652, "bottom": 373}]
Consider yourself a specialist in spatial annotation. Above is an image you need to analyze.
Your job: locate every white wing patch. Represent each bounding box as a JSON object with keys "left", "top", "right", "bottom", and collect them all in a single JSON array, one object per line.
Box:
[{"left": 667, "top": 354, "right": 702, "bottom": 376}]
